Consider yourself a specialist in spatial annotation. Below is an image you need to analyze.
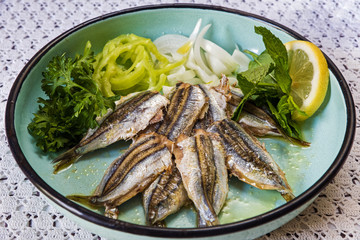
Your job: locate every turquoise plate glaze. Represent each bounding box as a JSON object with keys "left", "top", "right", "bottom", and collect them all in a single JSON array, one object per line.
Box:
[{"left": 5, "top": 4, "right": 355, "bottom": 240}]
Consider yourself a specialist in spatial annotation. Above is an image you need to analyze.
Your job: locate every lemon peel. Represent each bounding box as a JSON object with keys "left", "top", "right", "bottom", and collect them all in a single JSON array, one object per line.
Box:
[{"left": 285, "top": 40, "right": 329, "bottom": 121}]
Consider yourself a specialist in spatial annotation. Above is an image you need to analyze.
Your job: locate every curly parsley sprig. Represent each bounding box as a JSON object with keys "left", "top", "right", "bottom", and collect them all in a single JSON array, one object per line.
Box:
[{"left": 28, "top": 42, "right": 119, "bottom": 152}]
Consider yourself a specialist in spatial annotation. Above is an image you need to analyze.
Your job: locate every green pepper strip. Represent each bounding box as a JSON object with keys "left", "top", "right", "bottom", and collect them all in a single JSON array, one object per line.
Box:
[{"left": 93, "top": 34, "right": 186, "bottom": 97}]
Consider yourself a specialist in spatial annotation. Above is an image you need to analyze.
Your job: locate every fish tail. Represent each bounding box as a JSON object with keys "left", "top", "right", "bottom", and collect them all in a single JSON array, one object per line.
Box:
[
  {"left": 52, "top": 146, "right": 81, "bottom": 174},
  {"left": 277, "top": 128, "right": 311, "bottom": 147},
  {"left": 66, "top": 194, "right": 100, "bottom": 210},
  {"left": 285, "top": 135, "right": 311, "bottom": 147},
  {"left": 281, "top": 191, "right": 295, "bottom": 202},
  {"left": 198, "top": 214, "right": 207, "bottom": 228},
  {"left": 150, "top": 220, "right": 167, "bottom": 228},
  {"left": 280, "top": 181, "right": 295, "bottom": 202},
  {"left": 197, "top": 211, "right": 219, "bottom": 227},
  {"left": 105, "top": 206, "right": 119, "bottom": 219}
]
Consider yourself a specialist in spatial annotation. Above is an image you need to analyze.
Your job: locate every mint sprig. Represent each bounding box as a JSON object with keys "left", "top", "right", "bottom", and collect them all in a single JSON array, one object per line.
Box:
[{"left": 232, "top": 26, "right": 305, "bottom": 141}]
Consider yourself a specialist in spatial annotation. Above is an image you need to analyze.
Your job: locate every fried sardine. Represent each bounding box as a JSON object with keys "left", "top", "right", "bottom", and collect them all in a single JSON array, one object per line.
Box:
[
  {"left": 208, "top": 118, "right": 294, "bottom": 202},
  {"left": 174, "top": 129, "right": 228, "bottom": 227},
  {"left": 53, "top": 91, "right": 169, "bottom": 173},
  {"left": 67, "top": 132, "right": 173, "bottom": 219}
]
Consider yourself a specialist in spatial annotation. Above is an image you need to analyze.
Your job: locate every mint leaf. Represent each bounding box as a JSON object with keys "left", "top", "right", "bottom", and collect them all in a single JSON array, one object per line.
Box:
[
  {"left": 232, "top": 61, "right": 275, "bottom": 122},
  {"left": 246, "top": 50, "right": 274, "bottom": 69},
  {"left": 254, "top": 26, "right": 292, "bottom": 94},
  {"left": 238, "top": 63, "right": 274, "bottom": 94},
  {"left": 254, "top": 27, "right": 288, "bottom": 66}
]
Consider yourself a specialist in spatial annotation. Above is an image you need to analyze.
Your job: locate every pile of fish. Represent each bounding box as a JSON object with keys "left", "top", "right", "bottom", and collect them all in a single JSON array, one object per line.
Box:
[{"left": 60, "top": 76, "right": 296, "bottom": 227}]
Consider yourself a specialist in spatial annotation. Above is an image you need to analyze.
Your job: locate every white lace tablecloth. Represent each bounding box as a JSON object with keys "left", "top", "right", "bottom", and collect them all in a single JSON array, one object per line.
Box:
[{"left": 1, "top": 0, "right": 359, "bottom": 239}]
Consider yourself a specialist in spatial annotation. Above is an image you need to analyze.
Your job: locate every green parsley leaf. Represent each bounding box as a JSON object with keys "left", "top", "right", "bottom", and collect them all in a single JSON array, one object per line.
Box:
[{"left": 28, "top": 42, "right": 119, "bottom": 152}]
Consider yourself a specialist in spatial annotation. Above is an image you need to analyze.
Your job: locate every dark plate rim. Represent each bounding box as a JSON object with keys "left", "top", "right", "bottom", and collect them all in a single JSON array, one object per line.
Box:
[{"left": 5, "top": 3, "right": 356, "bottom": 238}]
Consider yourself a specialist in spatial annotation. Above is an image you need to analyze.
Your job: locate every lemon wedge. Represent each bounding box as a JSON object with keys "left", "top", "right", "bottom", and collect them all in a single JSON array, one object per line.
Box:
[{"left": 284, "top": 40, "right": 330, "bottom": 121}]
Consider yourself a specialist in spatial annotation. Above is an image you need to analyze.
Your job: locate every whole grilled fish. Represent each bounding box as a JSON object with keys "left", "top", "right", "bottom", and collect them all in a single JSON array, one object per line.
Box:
[
  {"left": 53, "top": 91, "right": 169, "bottom": 173},
  {"left": 174, "top": 129, "right": 228, "bottom": 227},
  {"left": 207, "top": 118, "right": 294, "bottom": 202},
  {"left": 142, "top": 165, "right": 188, "bottom": 227},
  {"left": 156, "top": 83, "right": 207, "bottom": 141},
  {"left": 67, "top": 132, "right": 173, "bottom": 219}
]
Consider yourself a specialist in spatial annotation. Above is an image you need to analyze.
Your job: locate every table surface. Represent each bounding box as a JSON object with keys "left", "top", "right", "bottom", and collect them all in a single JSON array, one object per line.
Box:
[{"left": 1, "top": 0, "right": 359, "bottom": 239}]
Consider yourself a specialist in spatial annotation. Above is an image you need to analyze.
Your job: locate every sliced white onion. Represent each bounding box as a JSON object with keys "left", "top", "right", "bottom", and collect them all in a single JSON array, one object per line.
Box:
[
  {"left": 232, "top": 49, "right": 251, "bottom": 73},
  {"left": 205, "top": 52, "right": 231, "bottom": 76},
  {"left": 154, "top": 18, "right": 250, "bottom": 88},
  {"left": 188, "top": 19, "right": 202, "bottom": 42},
  {"left": 167, "top": 67, "right": 197, "bottom": 85},
  {"left": 186, "top": 48, "right": 219, "bottom": 84},
  {"left": 193, "top": 24, "right": 214, "bottom": 77},
  {"left": 200, "top": 39, "right": 238, "bottom": 71},
  {"left": 154, "top": 34, "right": 189, "bottom": 50},
  {"left": 167, "top": 69, "right": 203, "bottom": 86},
  {"left": 176, "top": 19, "right": 203, "bottom": 55},
  {"left": 153, "top": 34, "right": 189, "bottom": 62}
]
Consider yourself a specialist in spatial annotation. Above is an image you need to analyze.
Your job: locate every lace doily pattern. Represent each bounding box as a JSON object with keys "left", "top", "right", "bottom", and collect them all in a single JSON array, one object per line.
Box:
[{"left": 1, "top": 0, "right": 359, "bottom": 239}]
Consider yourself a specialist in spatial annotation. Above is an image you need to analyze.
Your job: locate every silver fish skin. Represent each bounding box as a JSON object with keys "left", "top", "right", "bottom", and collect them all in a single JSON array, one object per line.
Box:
[
  {"left": 228, "top": 86, "right": 244, "bottom": 103},
  {"left": 207, "top": 118, "right": 294, "bottom": 202},
  {"left": 53, "top": 91, "right": 169, "bottom": 173},
  {"left": 194, "top": 75, "right": 230, "bottom": 130},
  {"left": 142, "top": 165, "right": 188, "bottom": 226},
  {"left": 228, "top": 102, "right": 282, "bottom": 137},
  {"left": 197, "top": 130, "right": 229, "bottom": 227},
  {"left": 209, "top": 132, "right": 228, "bottom": 216},
  {"left": 141, "top": 83, "right": 207, "bottom": 225},
  {"left": 156, "top": 83, "right": 207, "bottom": 141},
  {"left": 226, "top": 87, "right": 282, "bottom": 137},
  {"left": 174, "top": 129, "right": 228, "bottom": 227},
  {"left": 193, "top": 85, "right": 227, "bottom": 130},
  {"left": 67, "top": 132, "right": 173, "bottom": 219}
]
